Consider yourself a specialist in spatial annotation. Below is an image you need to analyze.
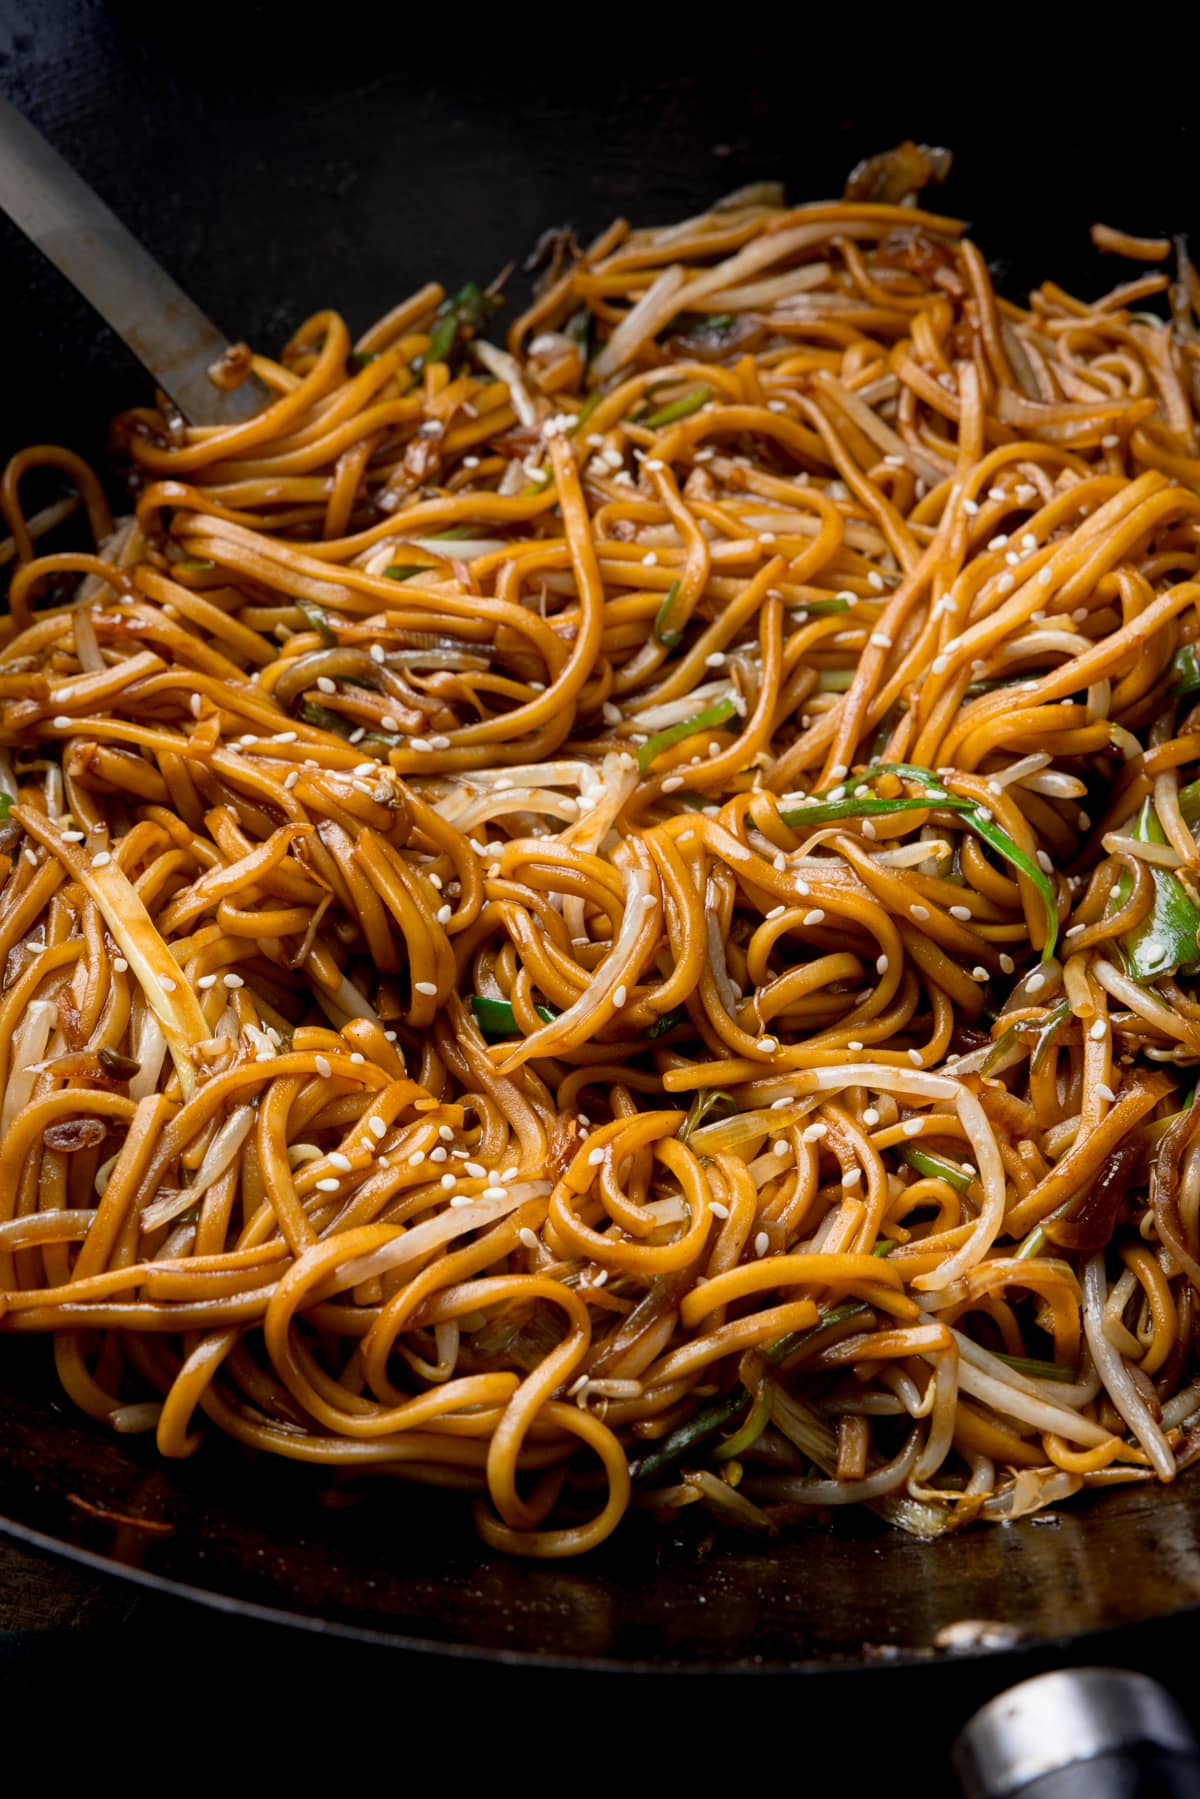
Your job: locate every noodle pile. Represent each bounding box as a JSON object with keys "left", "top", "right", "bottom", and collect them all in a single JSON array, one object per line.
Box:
[{"left": 4, "top": 170, "right": 1200, "bottom": 1556}]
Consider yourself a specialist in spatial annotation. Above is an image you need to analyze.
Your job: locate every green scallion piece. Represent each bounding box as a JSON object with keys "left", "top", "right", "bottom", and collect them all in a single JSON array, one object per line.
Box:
[
  {"left": 652, "top": 580, "right": 683, "bottom": 649},
  {"left": 1118, "top": 798, "right": 1200, "bottom": 981},
  {"left": 1172, "top": 643, "right": 1200, "bottom": 697},
  {"left": 712, "top": 1384, "right": 772, "bottom": 1461},
  {"left": 643, "top": 384, "right": 713, "bottom": 429},
  {"left": 993, "top": 1352, "right": 1076, "bottom": 1383},
  {"left": 638, "top": 695, "right": 737, "bottom": 774},
  {"left": 631, "top": 1389, "right": 748, "bottom": 1486},
  {"left": 384, "top": 565, "right": 429, "bottom": 583},
  {"left": 780, "top": 761, "right": 1059, "bottom": 959},
  {"left": 898, "top": 1145, "right": 972, "bottom": 1194},
  {"left": 470, "top": 994, "right": 556, "bottom": 1037},
  {"left": 294, "top": 598, "right": 336, "bottom": 644},
  {"left": 680, "top": 1088, "right": 737, "bottom": 1143}
]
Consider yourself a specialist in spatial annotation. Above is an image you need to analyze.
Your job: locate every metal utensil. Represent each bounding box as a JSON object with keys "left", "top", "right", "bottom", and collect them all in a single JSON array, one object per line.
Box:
[{"left": 0, "top": 96, "right": 269, "bottom": 425}]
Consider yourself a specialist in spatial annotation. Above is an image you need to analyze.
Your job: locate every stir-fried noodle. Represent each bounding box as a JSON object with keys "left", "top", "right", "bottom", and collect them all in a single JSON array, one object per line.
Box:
[{"left": 3, "top": 169, "right": 1200, "bottom": 1554}]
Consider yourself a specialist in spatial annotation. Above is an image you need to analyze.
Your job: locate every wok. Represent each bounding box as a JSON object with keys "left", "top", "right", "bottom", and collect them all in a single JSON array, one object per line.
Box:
[{"left": 3, "top": 0, "right": 1200, "bottom": 1682}]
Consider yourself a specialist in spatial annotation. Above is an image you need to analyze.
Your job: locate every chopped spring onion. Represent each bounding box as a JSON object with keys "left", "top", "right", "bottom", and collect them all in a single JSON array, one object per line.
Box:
[
  {"left": 680, "top": 1088, "right": 736, "bottom": 1143},
  {"left": 346, "top": 350, "right": 379, "bottom": 372},
  {"left": 792, "top": 595, "right": 852, "bottom": 618},
  {"left": 470, "top": 994, "right": 557, "bottom": 1037},
  {"left": 647, "top": 1006, "right": 687, "bottom": 1039},
  {"left": 994, "top": 1352, "right": 1077, "bottom": 1383},
  {"left": 384, "top": 565, "right": 430, "bottom": 583},
  {"left": 899, "top": 1144, "right": 973, "bottom": 1194},
  {"left": 568, "top": 388, "right": 603, "bottom": 436},
  {"left": 815, "top": 668, "right": 856, "bottom": 691},
  {"left": 0, "top": 793, "right": 11, "bottom": 824},
  {"left": 642, "top": 384, "right": 713, "bottom": 429},
  {"left": 301, "top": 702, "right": 353, "bottom": 739},
  {"left": 420, "top": 281, "right": 500, "bottom": 371},
  {"left": 653, "top": 580, "right": 683, "bottom": 649},
  {"left": 176, "top": 558, "right": 216, "bottom": 574},
  {"left": 638, "top": 695, "right": 737, "bottom": 774},
  {"left": 631, "top": 1388, "right": 748, "bottom": 1485},
  {"left": 713, "top": 1384, "right": 772, "bottom": 1461},
  {"left": 781, "top": 761, "right": 1059, "bottom": 959},
  {"left": 1117, "top": 798, "right": 1200, "bottom": 981},
  {"left": 1173, "top": 643, "right": 1200, "bottom": 697},
  {"left": 294, "top": 598, "right": 336, "bottom": 644}
]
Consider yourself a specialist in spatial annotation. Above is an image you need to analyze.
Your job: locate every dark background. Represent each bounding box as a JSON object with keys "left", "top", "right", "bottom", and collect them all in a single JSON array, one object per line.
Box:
[{"left": 2, "top": 4, "right": 1200, "bottom": 1788}]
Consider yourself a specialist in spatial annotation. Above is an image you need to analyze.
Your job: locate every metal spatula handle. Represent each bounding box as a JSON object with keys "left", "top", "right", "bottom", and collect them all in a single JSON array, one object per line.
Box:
[{"left": 0, "top": 96, "right": 268, "bottom": 424}]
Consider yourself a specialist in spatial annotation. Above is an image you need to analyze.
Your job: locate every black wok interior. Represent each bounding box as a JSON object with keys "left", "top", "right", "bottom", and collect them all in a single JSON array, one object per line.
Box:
[{"left": 2, "top": 1, "right": 1200, "bottom": 1683}]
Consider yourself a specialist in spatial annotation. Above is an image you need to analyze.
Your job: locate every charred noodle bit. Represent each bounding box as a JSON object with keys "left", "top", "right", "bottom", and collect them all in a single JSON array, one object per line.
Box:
[{"left": 10, "top": 174, "right": 1200, "bottom": 1556}]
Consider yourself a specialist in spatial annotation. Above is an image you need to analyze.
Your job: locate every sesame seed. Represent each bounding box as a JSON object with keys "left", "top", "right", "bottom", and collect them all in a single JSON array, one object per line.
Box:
[
  {"left": 863, "top": 1108, "right": 880, "bottom": 1127},
  {"left": 350, "top": 1052, "right": 364, "bottom": 1065},
  {"left": 483, "top": 1186, "right": 508, "bottom": 1201},
  {"left": 1097, "top": 1082, "right": 1116, "bottom": 1103},
  {"left": 316, "top": 676, "right": 336, "bottom": 695},
  {"left": 197, "top": 974, "right": 216, "bottom": 990},
  {"left": 705, "top": 651, "right": 727, "bottom": 668},
  {"left": 710, "top": 1201, "right": 730, "bottom": 1219},
  {"left": 802, "top": 1121, "right": 828, "bottom": 1142},
  {"left": 1026, "top": 972, "right": 1046, "bottom": 994},
  {"left": 1100, "top": 433, "right": 1120, "bottom": 448},
  {"left": 51, "top": 714, "right": 73, "bottom": 729},
  {"left": 448, "top": 1194, "right": 473, "bottom": 1208},
  {"left": 642, "top": 550, "right": 658, "bottom": 567},
  {"left": 972, "top": 966, "right": 989, "bottom": 982},
  {"left": 754, "top": 1231, "right": 770, "bottom": 1258},
  {"left": 366, "top": 1117, "right": 387, "bottom": 1141},
  {"left": 113, "top": 957, "right": 128, "bottom": 973},
  {"left": 963, "top": 497, "right": 979, "bottom": 515},
  {"left": 429, "top": 735, "right": 452, "bottom": 751},
  {"left": 93, "top": 851, "right": 112, "bottom": 868},
  {"left": 1142, "top": 937, "right": 1166, "bottom": 963},
  {"left": 429, "top": 1146, "right": 448, "bottom": 1164},
  {"left": 844, "top": 1168, "right": 862, "bottom": 1187},
  {"left": 907, "top": 1049, "right": 923, "bottom": 1066},
  {"left": 765, "top": 904, "right": 786, "bottom": 921},
  {"left": 314, "top": 1055, "right": 333, "bottom": 1079},
  {"left": 661, "top": 775, "right": 685, "bottom": 793},
  {"left": 159, "top": 977, "right": 176, "bottom": 992},
  {"left": 414, "top": 980, "right": 438, "bottom": 997},
  {"left": 587, "top": 1148, "right": 605, "bottom": 1166},
  {"left": 876, "top": 954, "right": 890, "bottom": 974},
  {"left": 771, "top": 1097, "right": 792, "bottom": 1110},
  {"left": 848, "top": 1040, "right": 864, "bottom": 1052},
  {"left": 1000, "top": 953, "right": 1015, "bottom": 974},
  {"left": 464, "top": 1162, "right": 487, "bottom": 1179},
  {"left": 903, "top": 1118, "right": 922, "bottom": 1137},
  {"left": 329, "top": 1152, "right": 352, "bottom": 1173},
  {"left": 932, "top": 655, "right": 949, "bottom": 674},
  {"left": 950, "top": 904, "right": 971, "bottom": 921},
  {"left": 802, "top": 908, "right": 826, "bottom": 927},
  {"left": 436, "top": 904, "right": 452, "bottom": 926},
  {"left": 411, "top": 738, "right": 433, "bottom": 753},
  {"left": 223, "top": 972, "right": 244, "bottom": 989},
  {"left": 1036, "top": 851, "right": 1054, "bottom": 874},
  {"left": 612, "top": 984, "right": 628, "bottom": 1009},
  {"left": 869, "top": 632, "right": 892, "bottom": 650},
  {"left": 757, "top": 1036, "right": 779, "bottom": 1054},
  {"left": 1089, "top": 1019, "right": 1107, "bottom": 1041},
  {"left": 189, "top": 694, "right": 203, "bottom": 717},
  {"left": 861, "top": 819, "right": 877, "bottom": 839},
  {"left": 910, "top": 904, "right": 930, "bottom": 921},
  {"left": 439, "top": 1172, "right": 456, "bottom": 1189},
  {"left": 284, "top": 771, "right": 299, "bottom": 790},
  {"left": 315, "top": 1177, "right": 340, "bottom": 1193},
  {"left": 61, "top": 830, "right": 84, "bottom": 842},
  {"left": 1078, "top": 812, "right": 1091, "bottom": 831},
  {"left": 868, "top": 571, "right": 886, "bottom": 593}
]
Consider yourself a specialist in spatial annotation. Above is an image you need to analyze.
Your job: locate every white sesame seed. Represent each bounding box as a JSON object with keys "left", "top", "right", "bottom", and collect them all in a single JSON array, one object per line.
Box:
[
  {"left": 284, "top": 771, "right": 299, "bottom": 790},
  {"left": 903, "top": 1118, "right": 922, "bottom": 1137},
  {"left": 366, "top": 1117, "right": 387, "bottom": 1141},
  {"left": 1142, "top": 937, "right": 1166, "bottom": 963},
  {"left": 315, "top": 1177, "right": 340, "bottom": 1193},
  {"left": 197, "top": 974, "right": 217, "bottom": 990},
  {"left": 1026, "top": 972, "right": 1046, "bottom": 994},
  {"left": 316, "top": 676, "right": 336, "bottom": 695},
  {"left": 988, "top": 534, "right": 1009, "bottom": 551},
  {"left": 754, "top": 1231, "right": 770, "bottom": 1258},
  {"left": 93, "top": 851, "right": 112, "bottom": 868},
  {"left": 642, "top": 550, "right": 658, "bottom": 567},
  {"left": 189, "top": 694, "right": 203, "bottom": 717},
  {"left": 844, "top": 1168, "right": 862, "bottom": 1187},
  {"left": 963, "top": 498, "right": 979, "bottom": 515},
  {"left": 869, "top": 632, "right": 892, "bottom": 650},
  {"left": 328, "top": 1152, "right": 352, "bottom": 1173},
  {"left": 1100, "top": 433, "right": 1120, "bottom": 448},
  {"left": 710, "top": 1201, "right": 730, "bottom": 1219},
  {"left": 932, "top": 655, "right": 949, "bottom": 675},
  {"left": 112, "top": 956, "right": 128, "bottom": 973},
  {"left": 1078, "top": 812, "right": 1091, "bottom": 831},
  {"left": 949, "top": 904, "right": 972, "bottom": 921},
  {"left": 848, "top": 1040, "right": 864, "bottom": 1052},
  {"left": 765, "top": 904, "right": 786, "bottom": 921},
  {"left": 410, "top": 737, "right": 433, "bottom": 754},
  {"left": 483, "top": 1186, "right": 508, "bottom": 1200},
  {"left": 60, "top": 830, "right": 84, "bottom": 842},
  {"left": 350, "top": 1052, "right": 365, "bottom": 1065},
  {"left": 1000, "top": 953, "right": 1015, "bottom": 974},
  {"left": 863, "top": 1108, "right": 881, "bottom": 1127},
  {"left": 1097, "top": 1082, "right": 1116, "bottom": 1103},
  {"left": 907, "top": 1049, "right": 923, "bottom": 1066},
  {"left": 435, "top": 904, "right": 452, "bottom": 926},
  {"left": 440, "top": 1172, "right": 456, "bottom": 1189},
  {"left": 757, "top": 1036, "right": 779, "bottom": 1054},
  {"left": 910, "top": 904, "right": 930, "bottom": 921},
  {"left": 587, "top": 1148, "right": 605, "bottom": 1166},
  {"left": 802, "top": 1121, "right": 828, "bottom": 1143},
  {"left": 429, "top": 1146, "right": 448, "bottom": 1164},
  {"left": 972, "top": 966, "right": 990, "bottom": 982},
  {"left": 661, "top": 775, "right": 685, "bottom": 793},
  {"left": 861, "top": 819, "right": 877, "bottom": 839},
  {"left": 876, "top": 954, "right": 890, "bottom": 975},
  {"left": 1089, "top": 1019, "right": 1107, "bottom": 1041},
  {"left": 429, "top": 735, "right": 452, "bottom": 751},
  {"left": 770, "top": 1097, "right": 792, "bottom": 1110},
  {"left": 414, "top": 980, "right": 438, "bottom": 997},
  {"left": 159, "top": 976, "right": 176, "bottom": 992},
  {"left": 223, "top": 972, "right": 244, "bottom": 989},
  {"left": 463, "top": 1162, "right": 487, "bottom": 1179},
  {"left": 314, "top": 1055, "right": 333, "bottom": 1079}
]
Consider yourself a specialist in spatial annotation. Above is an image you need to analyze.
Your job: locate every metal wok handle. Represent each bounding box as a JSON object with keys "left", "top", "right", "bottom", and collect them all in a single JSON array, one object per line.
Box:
[{"left": 954, "top": 1668, "right": 1200, "bottom": 1798}]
